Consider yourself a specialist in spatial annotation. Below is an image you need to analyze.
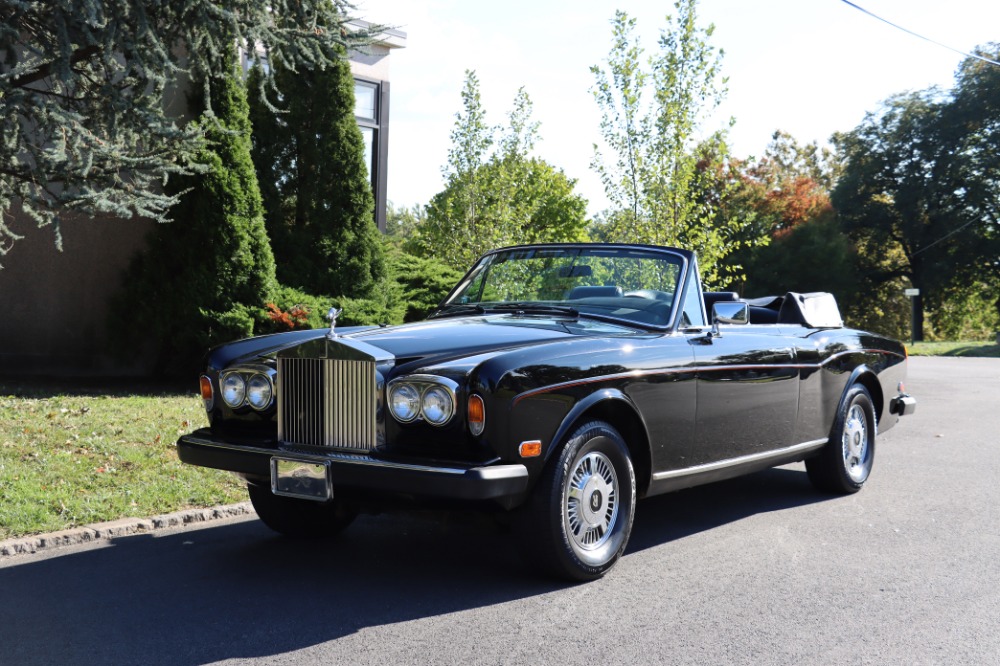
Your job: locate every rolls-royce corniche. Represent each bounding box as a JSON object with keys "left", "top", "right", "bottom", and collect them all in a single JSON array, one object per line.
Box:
[{"left": 177, "top": 243, "right": 916, "bottom": 580}]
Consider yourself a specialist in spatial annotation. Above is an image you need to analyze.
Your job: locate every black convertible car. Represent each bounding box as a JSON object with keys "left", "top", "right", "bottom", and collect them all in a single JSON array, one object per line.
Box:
[{"left": 178, "top": 243, "right": 915, "bottom": 580}]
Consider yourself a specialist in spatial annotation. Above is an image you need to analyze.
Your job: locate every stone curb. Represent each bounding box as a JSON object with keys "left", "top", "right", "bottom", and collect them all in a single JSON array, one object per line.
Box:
[{"left": 0, "top": 502, "right": 256, "bottom": 561}]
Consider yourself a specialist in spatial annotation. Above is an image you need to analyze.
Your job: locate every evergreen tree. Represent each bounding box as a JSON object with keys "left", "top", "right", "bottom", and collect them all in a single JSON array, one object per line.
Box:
[
  {"left": 250, "top": 56, "right": 385, "bottom": 298},
  {"left": 0, "top": 0, "right": 377, "bottom": 263},
  {"left": 110, "top": 50, "right": 276, "bottom": 374}
]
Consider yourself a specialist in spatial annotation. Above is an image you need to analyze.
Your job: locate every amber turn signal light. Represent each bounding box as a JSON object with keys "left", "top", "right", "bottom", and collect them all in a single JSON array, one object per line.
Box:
[
  {"left": 199, "top": 375, "right": 214, "bottom": 411},
  {"left": 519, "top": 440, "right": 542, "bottom": 458},
  {"left": 468, "top": 395, "right": 485, "bottom": 436}
]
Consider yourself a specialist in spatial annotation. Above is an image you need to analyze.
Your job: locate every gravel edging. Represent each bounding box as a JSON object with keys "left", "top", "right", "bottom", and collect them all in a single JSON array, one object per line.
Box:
[{"left": 0, "top": 502, "right": 256, "bottom": 561}]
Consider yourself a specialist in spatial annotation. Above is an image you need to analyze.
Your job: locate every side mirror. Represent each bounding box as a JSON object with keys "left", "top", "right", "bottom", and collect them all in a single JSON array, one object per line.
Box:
[{"left": 710, "top": 301, "right": 749, "bottom": 337}]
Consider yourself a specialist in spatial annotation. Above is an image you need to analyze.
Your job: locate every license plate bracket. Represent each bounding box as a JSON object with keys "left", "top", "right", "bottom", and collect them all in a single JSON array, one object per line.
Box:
[{"left": 271, "top": 458, "right": 331, "bottom": 501}]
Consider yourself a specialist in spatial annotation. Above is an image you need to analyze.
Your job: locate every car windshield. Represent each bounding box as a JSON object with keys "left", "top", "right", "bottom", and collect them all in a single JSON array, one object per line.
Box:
[{"left": 439, "top": 246, "right": 685, "bottom": 328}]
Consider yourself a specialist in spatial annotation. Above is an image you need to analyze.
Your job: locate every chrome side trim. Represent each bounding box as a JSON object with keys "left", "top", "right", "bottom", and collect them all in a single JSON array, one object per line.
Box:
[{"left": 651, "top": 438, "right": 828, "bottom": 482}]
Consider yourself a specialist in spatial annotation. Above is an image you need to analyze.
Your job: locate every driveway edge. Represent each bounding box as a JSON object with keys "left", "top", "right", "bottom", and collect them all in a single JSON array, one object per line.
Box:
[{"left": 0, "top": 502, "right": 255, "bottom": 560}]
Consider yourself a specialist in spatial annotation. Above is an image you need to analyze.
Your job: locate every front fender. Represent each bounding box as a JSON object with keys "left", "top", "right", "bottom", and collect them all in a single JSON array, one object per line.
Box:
[
  {"left": 507, "top": 387, "right": 652, "bottom": 497},
  {"left": 542, "top": 389, "right": 647, "bottom": 464}
]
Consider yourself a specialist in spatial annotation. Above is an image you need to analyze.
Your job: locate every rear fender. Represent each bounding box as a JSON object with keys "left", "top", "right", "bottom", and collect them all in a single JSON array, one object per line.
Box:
[{"left": 845, "top": 365, "right": 884, "bottom": 426}]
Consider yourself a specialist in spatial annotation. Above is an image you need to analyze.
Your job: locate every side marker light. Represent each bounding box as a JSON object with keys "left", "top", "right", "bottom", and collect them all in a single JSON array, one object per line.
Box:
[
  {"left": 199, "top": 375, "right": 214, "bottom": 411},
  {"left": 519, "top": 440, "right": 542, "bottom": 458},
  {"left": 468, "top": 395, "right": 486, "bottom": 436}
]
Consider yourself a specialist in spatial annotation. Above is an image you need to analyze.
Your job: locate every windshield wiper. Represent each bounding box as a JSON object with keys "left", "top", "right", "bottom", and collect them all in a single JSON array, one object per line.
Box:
[
  {"left": 486, "top": 303, "right": 580, "bottom": 317},
  {"left": 429, "top": 303, "right": 486, "bottom": 319}
]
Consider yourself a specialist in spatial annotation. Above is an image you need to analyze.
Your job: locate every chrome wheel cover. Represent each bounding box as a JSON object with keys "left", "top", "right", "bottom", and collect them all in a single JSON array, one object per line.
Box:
[
  {"left": 842, "top": 403, "right": 871, "bottom": 483},
  {"left": 565, "top": 451, "right": 619, "bottom": 551}
]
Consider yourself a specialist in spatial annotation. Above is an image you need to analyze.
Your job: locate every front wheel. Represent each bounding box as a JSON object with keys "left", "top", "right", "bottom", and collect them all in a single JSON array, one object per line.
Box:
[
  {"left": 519, "top": 420, "right": 636, "bottom": 581},
  {"left": 806, "top": 385, "right": 876, "bottom": 494},
  {"left": 247, "top": 482, "right": 357, "bottom": 538}
]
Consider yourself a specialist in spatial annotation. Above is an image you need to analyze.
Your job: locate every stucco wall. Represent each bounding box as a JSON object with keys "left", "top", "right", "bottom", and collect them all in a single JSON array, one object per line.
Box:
[{"left": 0, "top": 213, "right": 156, "bottom": 376}]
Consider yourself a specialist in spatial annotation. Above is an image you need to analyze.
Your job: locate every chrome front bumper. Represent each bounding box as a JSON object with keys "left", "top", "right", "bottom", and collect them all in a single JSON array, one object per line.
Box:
[{"left": 177, "top": 429, "right": 529, "bottom": 503}]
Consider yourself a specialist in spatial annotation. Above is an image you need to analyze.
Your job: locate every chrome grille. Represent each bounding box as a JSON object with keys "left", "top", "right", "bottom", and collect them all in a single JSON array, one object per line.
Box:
[{"left": 277, "top": 357, "right": 377, "bottom": 451}]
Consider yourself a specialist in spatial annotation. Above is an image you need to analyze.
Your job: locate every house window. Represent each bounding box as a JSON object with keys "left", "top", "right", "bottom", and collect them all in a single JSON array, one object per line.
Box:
[
  {"left": 360, "top": 127, "right": 374, "bottom": 180},
  {"left": 354, "top": 82, "right": 378, "bottom": 121},
  {"left": 354, "top": 79, "right": 388, "bottom": 232}
]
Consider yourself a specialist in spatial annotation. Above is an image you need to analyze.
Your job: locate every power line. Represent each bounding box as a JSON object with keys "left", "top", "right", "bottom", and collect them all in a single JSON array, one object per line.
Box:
[
  {"left": 911, "top": 217, "right": 979, "bottom": 257},
  {"left": 839, "top": 0, "right": 1000, "bottom": 68}
]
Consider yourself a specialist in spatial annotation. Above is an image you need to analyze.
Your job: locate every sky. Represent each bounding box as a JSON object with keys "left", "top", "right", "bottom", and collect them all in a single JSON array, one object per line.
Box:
[{"left": 356, "top": 0, "right": 1000, "bottom": 215}]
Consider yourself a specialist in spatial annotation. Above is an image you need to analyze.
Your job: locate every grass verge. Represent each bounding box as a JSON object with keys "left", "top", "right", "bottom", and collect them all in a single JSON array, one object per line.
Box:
[
  {"left": 0, "top": 381, "right": 245, "bottom": 540},
  {"left": 907, "top": 341, "right": 1000, "bottom": 358}
]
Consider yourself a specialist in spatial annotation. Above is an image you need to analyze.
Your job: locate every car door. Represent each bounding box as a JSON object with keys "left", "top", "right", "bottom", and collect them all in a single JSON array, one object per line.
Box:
[{"left": 687, "top": 325, "right": 800, "bottom": 465}]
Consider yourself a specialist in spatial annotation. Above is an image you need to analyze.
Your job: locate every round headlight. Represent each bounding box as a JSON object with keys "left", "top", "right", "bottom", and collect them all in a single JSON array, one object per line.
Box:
[
  {"left": 221, "top": 373, "right": 246, "bottom": 408},
  {"left": 421, "top": 385, "right": 455, "bottom": 426},
  {"left": 389, "top": 383, "right": 421, "bottom": 422},
  {"left": 246, "top": 374, "right": 273, "bottom": 410}
]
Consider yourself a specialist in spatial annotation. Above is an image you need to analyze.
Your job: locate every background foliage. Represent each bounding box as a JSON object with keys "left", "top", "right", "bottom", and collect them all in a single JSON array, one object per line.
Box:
[
  {"left": 416, "top": 72, "right": 590, "bottom": 270},
  {"left": 832, "top": 43, "right": 1000, "bottom": 339},
  {"left": 0, "top": 0, "right": 375, "bottom": 264},
  {"left": 589, "top": 2, "right": 764, "bottom": 287}
]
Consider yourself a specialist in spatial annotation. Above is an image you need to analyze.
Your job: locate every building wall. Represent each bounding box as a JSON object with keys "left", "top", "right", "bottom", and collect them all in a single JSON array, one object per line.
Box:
[{"left": 0, "top": 213, "right": 157, "bottom": 376}]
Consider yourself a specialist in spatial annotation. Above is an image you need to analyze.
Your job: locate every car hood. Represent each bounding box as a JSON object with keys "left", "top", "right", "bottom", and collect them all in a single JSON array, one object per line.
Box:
[
  {"left": 344, "top": 315, "right": 634, "bottom": 365},
  {"left": 209, "top": 315, "right": 641, "bottom": 372}
]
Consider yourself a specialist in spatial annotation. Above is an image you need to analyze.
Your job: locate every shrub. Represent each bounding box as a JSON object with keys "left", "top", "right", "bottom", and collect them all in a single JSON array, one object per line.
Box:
[{"left": 386, "top": 244, "right": 465, "bottom": 321}]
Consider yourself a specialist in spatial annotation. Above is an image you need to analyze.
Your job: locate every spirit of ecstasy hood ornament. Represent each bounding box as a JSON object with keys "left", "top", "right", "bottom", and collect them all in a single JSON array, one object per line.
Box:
[{"left": 327, "top": 307, "right": 343, "bottom": 339}]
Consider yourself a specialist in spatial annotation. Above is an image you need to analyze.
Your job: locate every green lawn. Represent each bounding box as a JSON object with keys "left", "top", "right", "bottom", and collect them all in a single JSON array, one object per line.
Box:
[
  {"left": 0, "top": 382, "right": 245, "bottom": 540},
  {"left": 907, "top": 340, "right": 1000, "bottom": 358}
]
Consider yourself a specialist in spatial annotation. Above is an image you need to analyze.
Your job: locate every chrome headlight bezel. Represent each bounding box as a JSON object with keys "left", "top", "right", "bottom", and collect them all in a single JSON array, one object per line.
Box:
[
  {"left": 220, "top": 372, "right": 247, "bottom": 409},
  {"left": 219, "top": 366, "right": 277, "bottom": 412},
  {"left": 246, "top": 373, "right": 274, "bottom": 411},
  {"left": 386, "top": 375, "right": 459, "bottom": 427},
  {"left": 388, "top": 383, "right": 421, "bottom": 423},
  {"left": 421, "top": 385, "right": 455, "bottom": 426}
]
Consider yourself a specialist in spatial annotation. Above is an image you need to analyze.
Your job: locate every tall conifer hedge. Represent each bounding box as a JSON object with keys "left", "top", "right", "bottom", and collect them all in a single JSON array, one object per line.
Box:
[
  {"left": 249, "top": 56, "right": 385, "bottom": 299},
  {"left": 110, "top": 51, "right": 276, "bottom": 374}
]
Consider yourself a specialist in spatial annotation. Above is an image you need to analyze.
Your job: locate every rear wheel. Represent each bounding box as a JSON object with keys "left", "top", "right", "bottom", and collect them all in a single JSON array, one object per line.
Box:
[
  {"left": 806, "top": 385, "right": 876, "bottom": 494},
  {"left": 247, "top": 482, "right": 357, "bottom": 538},
  {"left": 519, "top": 420, "right": 636, "bottom": 581}
]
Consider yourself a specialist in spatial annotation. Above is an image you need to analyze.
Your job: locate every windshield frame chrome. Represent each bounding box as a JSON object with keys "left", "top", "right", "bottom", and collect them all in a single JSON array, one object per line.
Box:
[{"left": 434, "top": 243, "right": 693, "bottom": 333}]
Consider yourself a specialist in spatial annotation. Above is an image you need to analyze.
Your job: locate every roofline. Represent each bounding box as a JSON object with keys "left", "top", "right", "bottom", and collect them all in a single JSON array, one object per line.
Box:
[{"left": 347, "top": 19, "right": 407, "bottom": 48}]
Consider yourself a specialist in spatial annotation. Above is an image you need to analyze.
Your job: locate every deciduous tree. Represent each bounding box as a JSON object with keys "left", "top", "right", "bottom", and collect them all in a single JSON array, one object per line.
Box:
[
  {"left": 590, "top": 3, "right": 756, "bottom": 286},
  {"left": 419, "top": 73, "right": 589, "bottom": 269},
  {"left": 832, "top": 41, "right": 1000, "bottom": 340}
]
